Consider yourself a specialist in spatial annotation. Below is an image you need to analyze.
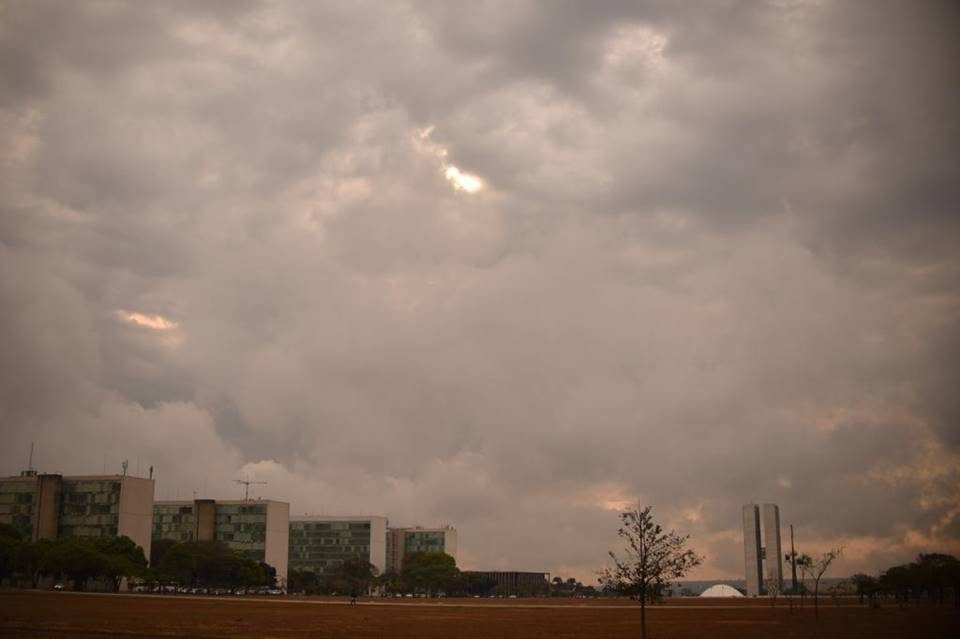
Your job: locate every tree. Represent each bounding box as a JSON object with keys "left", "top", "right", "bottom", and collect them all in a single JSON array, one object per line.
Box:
[
  {"left": 17, "top": 538, "right": 53, "bottom": 588},
  {"left": 95, "top": 536, "right": 148, "bottom": 591},
  {"left": 913, "top": 553, "right": 960, "bottom": 605},
  {"left": 764, "top": 576, "right": 782, "bottom": 608},
  {"left": 0, "top": 523, "right": 23, "bottom": 582},
  {"left": 260, "top": 562, "right": 277, "bottom": 589},
  {"left": 150, "top": 538, "right": 177, "bottom": 568},
  {"left": 879, "top": 563, "right": 911, "bottom": 605},
  {"left": 328, "top": 557, "right": 378, "bottom": 596},
  {"left": 41, "top": 538, "right": 106, "bottom": 590},
  {"left": 157, "top": 541, "right": 206, "bottom": 586},
  {"left": 376, "top": 568, "right": 405, "bottom": 595},
  {"left": 401, "top": 551, "right": 459, "bottom": 596},
  {"left": 288, "top": 569, "right": 318, "bottom": 594},
  {"left": 550, "top": 575, "right": 590, "bottom": 598},
  {"left": 851, "top": 573, "right": 880, "bottom": 606},
  {"left": 796, "top": 554, "right": 812, "bottom": 608},
  {"left": 808, "top": 548, "right": 842, "bottom": 621},
  {"left": 598, "top": 505, "right": 703, "bottom": 639},
  {"left": 155, "top": 540, "right": 269, "bottom": 588}
]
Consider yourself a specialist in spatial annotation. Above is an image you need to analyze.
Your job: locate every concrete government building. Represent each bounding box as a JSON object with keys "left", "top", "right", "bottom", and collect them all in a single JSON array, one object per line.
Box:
[
  {"left": 288, "top": 516, "right": 387, "bottom": 576},
  {"left": 462, "top": 571, "right": 550, "bottom": 596},
  {"left": 742, "top": 503, "right": 783, "bottom": 596},
  {"left": 153, "top": 499, "right": 289, "bottom": 586},
  {"left": 386, "top": 525, "right": 458, "bottom": 573},
  {"left": 0, "top": 470, "right": 154, "bottom": 559}
]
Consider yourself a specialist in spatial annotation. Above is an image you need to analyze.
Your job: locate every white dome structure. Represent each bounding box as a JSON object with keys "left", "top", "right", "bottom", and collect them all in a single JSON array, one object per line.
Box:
[{"left": 700, "top": 584, "right": 745, "bottom": 597}]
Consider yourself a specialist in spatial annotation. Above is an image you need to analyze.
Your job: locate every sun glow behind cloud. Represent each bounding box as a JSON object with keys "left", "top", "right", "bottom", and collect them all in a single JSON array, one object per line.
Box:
[
  {"left": 117, "top": 310, "right": 178, "bottom": 331},
  {"left": 444, "top": 165, "right": 483, "bottom": 193},
  {"left": 414, "top": 127, "right": 484, "bottom": 194}
]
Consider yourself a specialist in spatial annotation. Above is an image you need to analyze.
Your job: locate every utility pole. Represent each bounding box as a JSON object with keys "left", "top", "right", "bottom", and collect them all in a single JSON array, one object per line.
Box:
[
  {"left": 234, "top": 478, "right": 267, "bottom": 501},
  {"left": 789, "top": 524, "right": 798, "bottom": 593}
]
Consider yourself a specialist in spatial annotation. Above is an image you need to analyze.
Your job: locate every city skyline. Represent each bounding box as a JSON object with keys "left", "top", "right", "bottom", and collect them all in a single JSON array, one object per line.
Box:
[{"left": 2, "top": 0, "right": 958, "bottom": 585}]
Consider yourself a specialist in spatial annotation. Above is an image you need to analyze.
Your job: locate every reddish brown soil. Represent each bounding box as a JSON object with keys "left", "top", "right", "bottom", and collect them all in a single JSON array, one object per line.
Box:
[{"left": 0, "top": 591, "right": 956, "bottom": 638}]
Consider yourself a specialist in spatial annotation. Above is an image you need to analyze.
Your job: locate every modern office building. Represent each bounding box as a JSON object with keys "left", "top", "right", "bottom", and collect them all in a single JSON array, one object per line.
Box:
[
  {"left": 0, "top": 471, "right": 154, "bottom": 558},
  {"left": 742, "top": 504, "right": 763, "bottom": 596},
  {"left": 288, "top": 516, "right": 387, "bottom": 576},
  {"left": 153, "top": 499, "right": 289, "bottom": 585},
  {"left": 742, "top": 502, "right": 783, "bottom": 596},
  {"left": 762, "top": 503, "right": 783, "bottom": 591},
  {"left": 385, "top": 525, "right": 458, "bottom": 573}
]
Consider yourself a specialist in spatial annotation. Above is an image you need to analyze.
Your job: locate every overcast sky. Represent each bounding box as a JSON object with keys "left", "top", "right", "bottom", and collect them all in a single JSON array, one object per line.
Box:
[{"left": 1, "top": 0, "right": 958, "bottom": 582}]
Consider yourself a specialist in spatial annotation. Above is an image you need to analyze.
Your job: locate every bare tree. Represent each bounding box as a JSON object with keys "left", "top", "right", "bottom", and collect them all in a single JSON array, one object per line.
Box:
[
  {"left": 796, "top": 553, "right": 813, "bottom": 609},
  {"left": 810, "top": 548, "right": 843, "bottom": 621},
  {"left": 764, "top": 576, "right": 782, "bottom": 608},
  {"left": 598, "top": 505, "right": 703, "bottom": 639}
]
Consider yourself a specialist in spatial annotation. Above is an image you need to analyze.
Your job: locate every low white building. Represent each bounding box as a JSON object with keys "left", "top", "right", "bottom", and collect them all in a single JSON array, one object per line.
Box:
[{"left": 700, "top": 583, "right": 745, "bottom": 597}]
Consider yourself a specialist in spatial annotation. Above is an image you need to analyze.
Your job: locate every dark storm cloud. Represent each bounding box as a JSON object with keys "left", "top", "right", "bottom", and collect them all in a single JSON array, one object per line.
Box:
[{"left": 1, "top": 0, "right": 958, "bottom": 580}]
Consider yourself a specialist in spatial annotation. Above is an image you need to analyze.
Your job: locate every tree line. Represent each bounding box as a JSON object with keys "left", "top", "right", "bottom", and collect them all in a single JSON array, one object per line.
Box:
[
  {"left": 150, "top": 538, "right": 276, "bottom": 589},
  {"left": 289, "top": 550, "right": 604, "bottom": 598},
  {"left": 0, "top": 523, "right": 147, "bottom": 591},
  {"left": 851, "top": 553, "right": 960, "bottom": 607},
  {"left": 0, "top": 524, "right": 277, "bottom": 591},
  {"left": 289, "top": 551, "right": 464, "bottom": 596}
]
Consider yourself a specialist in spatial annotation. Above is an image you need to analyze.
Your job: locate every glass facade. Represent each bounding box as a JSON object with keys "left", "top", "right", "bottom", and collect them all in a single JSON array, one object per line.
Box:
[
  {"left": 289, "top": 520, "right": 372, "bottom": 574},
  {"left": 151, "top": 502, "right": 269, "bottom": 563},
  {"left": 58, "top": 479, "right": 121, "bottom": 539},
  {"left": 152, "top": 504, "right": 195, "bottom": 543},
  {"left": 404, "top": 530, "right": 446, "bottom": 554},
  {"left": 215, "top": 503, "right": 267, "bottom": 562},
  {"left": 1, "top": 476, "right": 131, "bottom": 541},
  {"left": 0, "top": 479, "right": 38, "bottom": 538}
]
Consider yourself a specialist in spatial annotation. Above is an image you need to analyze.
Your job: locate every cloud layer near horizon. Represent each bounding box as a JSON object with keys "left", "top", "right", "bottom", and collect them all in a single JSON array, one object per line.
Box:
[{"left": 1, "top": 1, "right": 958, "bottom": 581}]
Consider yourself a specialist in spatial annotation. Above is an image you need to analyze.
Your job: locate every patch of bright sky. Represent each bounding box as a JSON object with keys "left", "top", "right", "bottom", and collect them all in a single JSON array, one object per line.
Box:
[
  {"left": 444, "top": 165, "right": 482, "bottom": 193},
  {"left": 414, "top": 127, "right": 484, "bottom": 194},
  {"left": 117, "top": 310, "right": 178, "bottom": 331}
]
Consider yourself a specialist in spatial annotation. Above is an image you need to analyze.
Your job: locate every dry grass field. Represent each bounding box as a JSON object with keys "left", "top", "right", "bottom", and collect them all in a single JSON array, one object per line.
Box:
[{"left": 0, "top": 591, "right": 957, "bottom": 638}]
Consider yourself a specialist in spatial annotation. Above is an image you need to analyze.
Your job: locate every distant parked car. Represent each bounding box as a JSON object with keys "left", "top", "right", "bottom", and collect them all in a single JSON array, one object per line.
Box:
[{"left": 53, "top": 584, "right": 64, "bottom": 591}]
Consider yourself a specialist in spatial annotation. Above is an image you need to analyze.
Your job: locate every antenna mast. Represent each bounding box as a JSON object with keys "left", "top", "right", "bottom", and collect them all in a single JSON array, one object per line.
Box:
[{"left": 233, "top": 478, "right": 267, "bottom": 500}]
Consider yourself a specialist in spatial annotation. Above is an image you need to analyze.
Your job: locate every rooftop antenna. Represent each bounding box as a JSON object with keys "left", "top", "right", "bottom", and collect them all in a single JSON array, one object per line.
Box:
[
  {"left": 234, "top": 477, "right": 267, "bottom": 501},
  {"left": 121, "top": 460, "right": 128, "bottom": 476},
  {"left": 149, "top": 465, "right": 154, "bottom": 480},
  {"left": 20, "top": 442, "right": 38, "bottom": 477}
]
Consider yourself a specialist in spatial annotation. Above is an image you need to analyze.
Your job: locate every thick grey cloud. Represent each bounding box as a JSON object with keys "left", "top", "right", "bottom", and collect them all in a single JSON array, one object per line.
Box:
[{"left": 1, "top": 0, "right": 958, "bottom": 581}]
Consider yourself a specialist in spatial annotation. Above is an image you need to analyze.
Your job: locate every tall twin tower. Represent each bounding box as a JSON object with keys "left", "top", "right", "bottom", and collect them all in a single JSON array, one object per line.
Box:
[{"left": 742, "top": 503, "right": 783, "bottom": 596}]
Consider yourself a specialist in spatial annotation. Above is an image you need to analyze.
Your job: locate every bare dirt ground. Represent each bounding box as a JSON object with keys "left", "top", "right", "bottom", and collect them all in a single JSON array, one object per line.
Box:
[{"left": 0, "top": 591, "right": 957, "bottom": 638}]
